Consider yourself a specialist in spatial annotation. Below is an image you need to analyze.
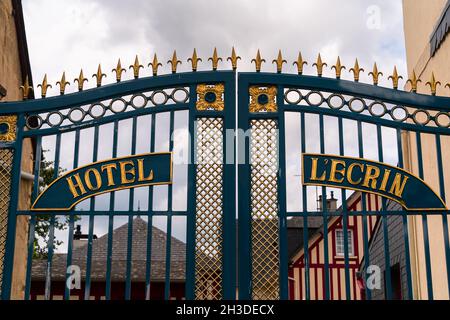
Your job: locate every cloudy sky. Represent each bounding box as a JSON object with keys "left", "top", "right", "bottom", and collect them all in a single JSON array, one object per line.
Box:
[{"left": 21, "top": 0, "right": 407, "bottom": 252}]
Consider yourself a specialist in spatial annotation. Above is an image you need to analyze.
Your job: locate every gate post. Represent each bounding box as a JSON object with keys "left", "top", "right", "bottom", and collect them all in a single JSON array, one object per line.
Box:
[{"left": 0, "top": 114, "right": 24, "bottom": 299}]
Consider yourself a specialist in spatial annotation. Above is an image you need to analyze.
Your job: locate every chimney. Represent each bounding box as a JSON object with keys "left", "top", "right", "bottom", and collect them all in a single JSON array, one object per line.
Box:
[
  {"left": 73, "top": 224, "right": 97, "bottom": 249},
  {"left": 317, "top": 191, "right": 338, "bottom": 212}
]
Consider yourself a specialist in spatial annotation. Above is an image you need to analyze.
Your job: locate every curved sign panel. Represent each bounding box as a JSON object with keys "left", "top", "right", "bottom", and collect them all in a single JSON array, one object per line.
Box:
[
  {"left": 31, "top": 152, "right": 172, "bottom": 211},
  {"left": 302, "top": 153, "right": 446, "bottom": 211}
]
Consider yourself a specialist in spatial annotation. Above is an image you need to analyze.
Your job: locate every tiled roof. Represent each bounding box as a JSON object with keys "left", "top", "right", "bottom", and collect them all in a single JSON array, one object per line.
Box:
[{"left": 32, "top": 217, "right": 186, "bottom": 282}]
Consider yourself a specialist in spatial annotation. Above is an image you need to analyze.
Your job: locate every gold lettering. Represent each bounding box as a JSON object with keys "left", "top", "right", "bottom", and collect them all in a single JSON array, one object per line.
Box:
[
  {"left": 137, "top": 158, "right": 154, "bottom": 182},
  {"left": 66, "top": 173, "right": 87, "bottom": 198},
  {"left": 347, "top": 163, "right": 364, "bottom": 185},
  {"left": 310, "top": 158, "right": 326, "bottom": 181},
  {"left": 101, "top": 163, "right": 117, "bottom": 187},
  {"left": 389, "top": 173, "right": 409, "bottom": 197},
  {"left": 362, "top": 165, "right": 380, "bottom": 189},
  {"left": 379, "top": 169, "right": 391, "bottom": 192},
  {"left": 84, "top": 168, "right": 102, "bottom": 191},
  {"left": 120, "top": 160, "right": 136, "bottom": 184},
  {"left": 329, "top": 159, "right": 346, "bottom": 183}
]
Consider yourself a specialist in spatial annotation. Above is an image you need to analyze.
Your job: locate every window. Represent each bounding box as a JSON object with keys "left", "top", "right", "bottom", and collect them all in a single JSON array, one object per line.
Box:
[{"left": 335, "top": 229, "right": 354, "bottom": 256}]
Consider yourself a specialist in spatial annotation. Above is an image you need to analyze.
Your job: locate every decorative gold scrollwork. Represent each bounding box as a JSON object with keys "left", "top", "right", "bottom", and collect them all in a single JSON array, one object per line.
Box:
[
  {"left": 249, "top": 86, "right": 277, "bottom": 113},
  {"left": 0, "top": 115, "right": 17, "bottom": 142},
  {"left": 196, "top": 83, "right": 225, "bottom": 111}
]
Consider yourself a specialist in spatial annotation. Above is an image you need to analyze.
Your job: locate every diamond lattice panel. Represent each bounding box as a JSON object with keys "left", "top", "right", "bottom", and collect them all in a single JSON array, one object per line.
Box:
[
  {"left": 0, "top": 149, "right": 13, "bottom": 294},
  {"left": 250, "top": 119, "right": 280, "bottom": 300},
  {"left": 195, "top": 118, "right": 224, "bottom": 300}
]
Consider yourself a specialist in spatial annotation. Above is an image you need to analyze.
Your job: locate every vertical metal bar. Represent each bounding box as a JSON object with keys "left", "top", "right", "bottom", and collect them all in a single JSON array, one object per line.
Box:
[
  {"left": 396, "top": 128, "right": 413, "bottom": 300},
  {"left": 278, "top": 87, "right": 288, "bottom": 300},
  {"left": 146, "top": 112, "right": 157, "bottom": 300},
  {"left": 1, "top": 114, "right": 25, "bottom": 300},
  {"left": 237, "top": 76, "right": 251, "bottom": 299},
  {"left": 125, "top": 116, "right": 138, "bottom": 300},
  {"left": 338, "top": 117, "right": 351, "bottom": 300},
  {"left": 376, "top": 125, "right": 392, "bottom": 300},
  {"left": 357, "top": 120, "right": 371, "bottom": 300},
  {"left": 415, "top": 133, "right": 434, "bottom": 300},
  {"left": 300, "top": 112, "right": 310, "bottom": 300},
  {"left": 222, "top": 73, "right": 237, "bottom": 299},
  {"left": 105, "top": 120, "right": 119, "bottom": 300},
  {"left": 164, "top": 111, "right": 175, "bottom": 300},
  {"left": 435, "top": 134, "right": 450, "bottom": 297},
  {"left": 318, "top": 114, "right": 330, "bottom": 300},
  {"left": 84, "top": 125, "right": 100, "bottom": 300},
  {"left": 64, "top": 129, "right": 80, "bottom": 300},
  {"left": 44, "top": 132, "right": 62, "bottom": 300},
  {"left": 24, "top": 135, "right": 42, "bottom": 300},
  {"left": 185, "top": 85, "right": 196, "bottom": 300}
]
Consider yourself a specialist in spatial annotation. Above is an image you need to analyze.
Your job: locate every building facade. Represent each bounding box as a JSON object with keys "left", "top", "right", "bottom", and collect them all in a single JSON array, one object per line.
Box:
[
  {"left": 402, "top": 0, "right": 450, "bottom": 299},
  {"left": 0, "top": 0, "right": 34, "bottom": 299}
]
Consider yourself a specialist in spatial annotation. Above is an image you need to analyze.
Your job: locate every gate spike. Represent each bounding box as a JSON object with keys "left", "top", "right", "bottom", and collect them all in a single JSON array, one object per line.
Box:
[
  {"left": 167, "top": 50, "right": 182, "bottom": 74},
  {"left": 331, "top": 56, "right": 346, "bottom": 79},
  {"left": 406, "top": 70, "right": 421, "bottom": 93},
  {"left": 349, "top": 59, "right": 364, "bottom": 82},
  {"left": 425, "top": 72, "right": 441, "bottom": 95},
  {"left": 293, "top": 51, "right": 307, "bottom": 75},
  {"left": 56, "top": 72, "right": 70, "bottom": 95},
  {"left": 112, "top": 59, "right": 126, "bottom": 82},
  {"left": 272, "top": 50, "right": 286, "bottom": 73},
  {"left": 368, "top": 62, "right": 383, "bottom": 85},
  {"left": 37, "top": 74, "right": 52, "bottom": 98},
  {"left": 208, "top": 47, "right": 222, "bottom": 71},
  {"left": 19, "top": 75, "right": 33, "bottom": 100},
  {"left": 312, "top": 53, "right": 327, "bottom": 77},
  {"left": 227, "top": 47, "right": 241, "bottom": 71},
  {"left": 148, "top": 53, "right": 162, "bottom": 76},
  {"left": 187, "top": 48, "right": 202, "bottom": 72},
  {"left": 92, "top": 64, "right": 106, "bottom": 87},
  {"left": 388, "top": 66, "right": 403, "bottom": 90},
  {"left": 251, "top": 49, "right": 265, "bottom": 72},
  {"left": 74, "top": 69, "right": 88, "bottom": 91},
  {"left": 129, "top": 55, "right": 143, "bottom": 79}
]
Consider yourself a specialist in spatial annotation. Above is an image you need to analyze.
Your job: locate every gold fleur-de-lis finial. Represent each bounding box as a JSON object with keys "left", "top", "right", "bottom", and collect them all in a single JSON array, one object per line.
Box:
[
  {"left": 19, "top": 75, "right": 33, "bottom": 100},
  {"left": 129, "top": 55, "right": 143, "bottom": 79},
  {"left": 167, "top": 50, "right": 182, "bottom": 74},
  {"left": 227, "top": 46, "right": 241, "bottom": 71},
  {"left": 251, "top": 49, "right": 265, "bottom": 72},
  {"left": 388, "top": 66, "right": 403, "bottom": 90},
  {"left": 331, "top": 56, "right": 346, "bottom": 79},
  {"left": 293, "top": 51, "right": 307, "bottom": 75},
  {"left": 406, "top": 70, "right": 421, "bottom": 93},
  {"left": 209, "top": 47, "right": 222, "bottom": 71},
  {"left": 313, "top": 53, "right": 327, "bottom": 77},
  {"left": 425, "top": 72, "right": 441, "bottom": 95},
  {"left": 74, "top": 69, "right": 88, "bottom": 91},
  {"left": 148, "top": 53, "right": 162, "bottom": 76},
  {"left": 349, "top": 59, "right": 364, "bottom": 82},
  {"left": 187, "top": 48, "right": 202, "bottom": 72},
  {"left": 92, "top": 64, "right": 106, "bottom": 87},
  {"left": 37, "top": 74, "right": 52, "bottom": 98},
  {"left": 56, "top": 72, "right": 70, "bottom": 95},
  {"left": 272, "top": 50, "right": 287, "bottom": 73},
  {"left": 112, "top": 59, "right": 126, "bottom": 82},
  {"left": 368, "top": 63, "right": 383, "bottom": 85}
]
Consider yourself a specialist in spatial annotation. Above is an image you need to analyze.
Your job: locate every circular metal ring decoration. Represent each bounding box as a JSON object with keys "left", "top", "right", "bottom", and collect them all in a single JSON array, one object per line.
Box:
[
  {"left": 327, "top": 93, "right": 346, "bottom": 110},
  {"left": 68, "top": 107, "right": 87, "bottom": 123},
  {"left": 284, "top": 88, "right": 302, "bottom": 105},
  {"left": 25, "top": 115, "right": 43, "bottom": 130},
  {"left": 109, "top": 98, "right": 128, "bottom": 114},
  {"left": 170, "top": 87, "right": 189, "bottom": 104},
  {"left": 435, "top": 111, "right": 450, "bottom": 128},
  {"left": 348, "top": 97, "right": 366, "bottom": 113},
  {"left": 131, "top": 94, "right": 148, "bottom": 109},
  {"left": 150, "top": 90, "right": 169, "bottom": 106},
  {"left": 88, "top": 103, "right": 107, "bottom": 119},
  {"left": 368, "top": 101, "right": 387, "bottom": 117},
  {"left": 47, "top": 111, "right": 64, "bottom": 127},
  {"left": 390, "top": 105, "right": 409, "bottom": 122},
  {"left": 305, "top": 91, "right": 325, "bottom": 107},
  {"left": 412, "top": 109, "right": 431, "bottom": 126}
]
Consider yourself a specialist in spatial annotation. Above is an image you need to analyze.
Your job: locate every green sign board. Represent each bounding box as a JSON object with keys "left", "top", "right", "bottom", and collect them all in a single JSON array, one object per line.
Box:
[
  {"left": 31, "top": 152, "right": 172, "bottom": 211},
  {"left": 302, "top": 153, "right": 446, "bottom": 211}
]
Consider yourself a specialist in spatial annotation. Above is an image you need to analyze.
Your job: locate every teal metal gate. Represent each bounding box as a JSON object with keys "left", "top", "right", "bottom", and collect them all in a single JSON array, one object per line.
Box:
[{"left": 0, "top": 49, "right": 450, "bottom": 300}]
